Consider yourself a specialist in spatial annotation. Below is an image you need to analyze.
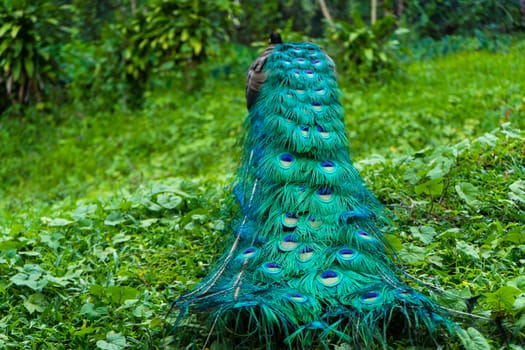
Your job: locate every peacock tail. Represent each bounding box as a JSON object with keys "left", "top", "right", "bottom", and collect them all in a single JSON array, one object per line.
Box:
[{"left": 174, "top": 38, "right": 455, "bottom": 349}]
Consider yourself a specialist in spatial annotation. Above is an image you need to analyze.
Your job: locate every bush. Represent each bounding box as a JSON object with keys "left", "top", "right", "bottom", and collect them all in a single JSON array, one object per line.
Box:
[
  {"left": 326, "top": 14, "right": 406, "bottom": 82},
  {"left": 403, "top": 0, "right": 525, "bottom": 39},
  {"left": 64, "top": 0, "right": 239, "bottom": 111},
  {"left": 0, "top": 0, "right": 72, "bottom": 114}
]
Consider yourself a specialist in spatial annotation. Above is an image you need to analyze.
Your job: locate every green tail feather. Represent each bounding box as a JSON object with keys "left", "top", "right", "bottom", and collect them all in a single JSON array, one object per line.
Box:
[{"left": 174, "top": 41, "right": 455, "bottom": 348}]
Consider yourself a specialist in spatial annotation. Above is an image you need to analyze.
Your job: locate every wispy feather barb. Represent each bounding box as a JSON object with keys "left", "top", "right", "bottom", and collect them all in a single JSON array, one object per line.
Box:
[{"left": 173, "top": 39, "right": 456, "bottom": 349}]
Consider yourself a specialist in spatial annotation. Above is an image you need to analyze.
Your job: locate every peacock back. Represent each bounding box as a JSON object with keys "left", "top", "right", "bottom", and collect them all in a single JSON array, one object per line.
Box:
[{"left": 174, "top": 39, "right": 454, "bottom": 349}]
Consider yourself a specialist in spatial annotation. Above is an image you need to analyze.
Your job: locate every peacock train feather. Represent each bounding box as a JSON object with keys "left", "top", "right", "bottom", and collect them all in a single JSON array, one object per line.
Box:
[{"left": 173, "top": 34, "right": 457, "bottom": 349}]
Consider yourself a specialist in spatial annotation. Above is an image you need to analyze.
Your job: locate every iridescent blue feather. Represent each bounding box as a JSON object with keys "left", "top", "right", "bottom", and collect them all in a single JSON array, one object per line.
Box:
[{"left": 174, "top": 40, "right": 455, "bottom": 349}]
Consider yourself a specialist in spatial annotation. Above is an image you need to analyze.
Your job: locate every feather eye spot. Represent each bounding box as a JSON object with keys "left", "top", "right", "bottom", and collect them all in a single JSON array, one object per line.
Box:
[
  {"left": 317, "top": 188, "right": 334, "bottom": 202},
  {"left": 361, "top": 291, "right": 381, "bottom": 304},
  {"left": 293, "top": 69, "right": 300, "bottom": 76},
  {"left": 296, "top": 57, "right": 305, "bottom": 63},
  {"left": 315, "top": 88, "right": 326, "bottom": 95},
  {"left": 317, "top": 126, "right": 331, "bottom": 138},
  {"left": 317, "top": 270, "right": 341, "bottom": 287},
  {"left": 321, "top": 160, "right": 335, "bottom": 173},
  {"left": 396, "top": 288, "right": 412, "bottom": 299},
  {"left": 338, "top": 248, "right": 357, "bottom": 261},
  {"left": 299, "top": 125, "right": 309, "bottom": 137},
  {"left": 240, "top": 247, "right": 258, "bottom": 259},
  {"left": 286, "top": 292, "right": 308, "bottom": 303},
  {"left": 357, "top": 230, "right": 376, "bottom": 242},
  {"left": 279, "top": 153, "right": 294, "bottom": 168},
  {"left": 279, "top": 235, "right": 299, "bottom": 251},
  {"left": 312, "top": 102, "right": 322, "bottom": 111},
  {"left": 308, "top": 216, "right": 323, "bottom": 229},
  {"left": 263, "top": 262, "right": 282, "bottom": 275},
  {"left": 312, "top": 59, "right": 321, "bottom": 64},
  {"left": 305, "top": 70, "right": 314, "bottom": 77},
  {"left": 283, "top": 59, "right": 291, "bottom": 65},
  {"left": 283, "top": 212, "right": 298, "bottom": 227},
  {"left": 297, "top": 246, "right": 314, "bottom": 262}
]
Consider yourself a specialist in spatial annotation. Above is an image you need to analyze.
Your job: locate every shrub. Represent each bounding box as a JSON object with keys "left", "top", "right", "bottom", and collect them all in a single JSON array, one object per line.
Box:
[
  {"left": 403, "top": 0, "right": 525, "bottom": 39},
  {"left": 64, "top": 0, "right": 239, "bottom": 111},
  {"left": 326, "top": 14, "right": 406, "bottom": 82},
  {"left": 0, "top": 0, "right": 72, "bottom": 114}
]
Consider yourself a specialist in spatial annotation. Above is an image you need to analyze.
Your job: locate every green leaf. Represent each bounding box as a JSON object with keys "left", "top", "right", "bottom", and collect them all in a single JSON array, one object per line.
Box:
[
  {"left": 10, "top": 270, "right": 47, "bottom": 291},
  {"left": 426, "top": 155, "right": 454, "bottom": 179},
  {"left": 476, "top": 133, "right": 498, "bottom": 147},
  {"left": 80, "top": 302, "right": 108, "bottom": 320},
  {"left": 40, "top": 232, "right": 64, "bottom": 250},
  {"left": 509, "top": 180, "right": 525, "bottom": 204},
  {"left": 455, "top": 182, "right": 480, "bottom": 206},
  {"left": 107, "top": 286, "right": 139, "bottom": 304},
  {"left": 157, "top": 193, "right": 182, "bottom": 209},
  {"left": 140, "top": 218, "right": 159, "bottom": 228},
  {"left": 484, "top": 286, "right": 522, "bottom": 312},
  {"left": 71, "top": 204, "right": 98, "bottom": 221},
  {"left": 457, "top": 327, "right": 490, "bottom": 350},
  {"left": 74, "top": 327, "right": 97, "bottom": 336},
  {"left": 399, "top": 243, "right": 426, "bottom": 264},
  {"left": 0, "top": 23, "right": 12, "bottom": 37},
  {"left": 24, "top": 59, "right": 34, "bottom": 77},
  {"left": 508, "top": 276, "right": 525, "bottom": 291},
  {"left": 23, "top": 293, "right": 47, "bottom": 314},
  {"left": 13, "top": 59, "right": 21, "bottom": 80},
  {"left": 364, "top": 48, "right": 373, "bottom": 62},
  {"left": 96, "top": 332, "right": 128, "bottom": 350},
  {"left": 181, "top": 28, "right": 189, "bottom": 41},
  {"left": 112, "top": 233, "right": 131, "bottom": 245},
  {"left": 0, "top": 240, "right": 23, "bottom": 251},
  {"left": 414, "top": 178, "right": 444, "bottom": 196},
  {"left": 409, "top": 225, "right": 436, "bottom": 244},
  {"left": 384, "top": 234, "right": 403, "bottom": 251},
  {"left": 11, "top": 25, "right": 21, "bottom": 38},
  {"left": 104, "top": 212, "right": 127, "bottom": 226},
  {"left": 42, "top": 217, "right": 74, "bottom": 227},
  {"left": 143, "top": 199, "right": 162, "bottom": 211},
  {"left": 456, "top": 240, "right": 479, "bottom": 259},
  {"left": 189, "top": 37, "right": 202, "bottom": 55}
]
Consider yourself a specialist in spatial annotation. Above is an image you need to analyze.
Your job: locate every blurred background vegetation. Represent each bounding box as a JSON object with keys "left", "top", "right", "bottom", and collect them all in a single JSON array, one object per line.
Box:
[
  {"left": 1, "top": 1, "right": 524, "bottom": 348},
  {"left": 1, "top": 0, "right": 524, "bottom": 114}
]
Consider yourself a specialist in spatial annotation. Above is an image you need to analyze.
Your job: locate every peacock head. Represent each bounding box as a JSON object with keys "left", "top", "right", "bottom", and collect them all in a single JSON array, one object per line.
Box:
[{"left": 270, "top": 32, "right": 283, "bottom": 44}]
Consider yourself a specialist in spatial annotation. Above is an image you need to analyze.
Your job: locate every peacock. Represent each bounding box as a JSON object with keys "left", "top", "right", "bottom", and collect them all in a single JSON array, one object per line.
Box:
[{"left": 173, "top": 33, "right": 458, "bottom": 349}]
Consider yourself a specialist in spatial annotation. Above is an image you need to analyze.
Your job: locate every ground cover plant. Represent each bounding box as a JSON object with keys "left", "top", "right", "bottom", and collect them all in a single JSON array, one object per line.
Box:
[{"left": 0, "top": 44, "right": 524, "bottom": 348}]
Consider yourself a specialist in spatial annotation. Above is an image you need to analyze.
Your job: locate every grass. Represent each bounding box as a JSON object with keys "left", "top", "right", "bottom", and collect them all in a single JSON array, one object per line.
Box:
[{"left": 0, "top": 45, "right": 524, "bottom": 348}]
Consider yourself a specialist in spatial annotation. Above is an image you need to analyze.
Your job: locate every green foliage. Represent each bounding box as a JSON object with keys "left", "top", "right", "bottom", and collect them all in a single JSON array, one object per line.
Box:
[
  {"left": 64, "top": 0, "right": 239, "bottom": 111},
  {"left": 0, "top": 0, "right": 72, "bottom": 113},
  {"left": 230, "top": 0, "right": 322, "bottom": 44},
  {"left": 326, "top": 14, "right": 406, "bottom": 82},
  {"left": 457, "top": 327, "right": 491, "bottom": 350},
  {"left": 1, "top": 41, "right": 525, "bottom": 348},
  {"left": 0, "top": 176, "right": 225, "bottom": 348},
  {"left": 404, "top": 0, "right": 525, "bottom": 39},
  {"left": 343, "top": 45, "right": 525, "bottom": 156},
  {"left": 358, "top": 124, "right": 524, "bottom": 346},
  {"left": 406, "top": 32, "right": 519, "bottom": 60}
]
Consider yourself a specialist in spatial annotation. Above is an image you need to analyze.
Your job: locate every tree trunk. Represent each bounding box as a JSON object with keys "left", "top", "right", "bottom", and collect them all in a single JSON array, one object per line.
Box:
[
  {"left": 317, "top": 0, "right": 333, "bottom": 26},
  {"left": 371, "top": 0, "right": 377, "bottom": 24},
  {"left": 130, "top": 0, "right": 137, "bottom": 16},
  {"left": 521, "top": 0, "right": 525, "bottom": 24},
  {"left": 397, "top": 0, "right": 405, "bottom": 19}
]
